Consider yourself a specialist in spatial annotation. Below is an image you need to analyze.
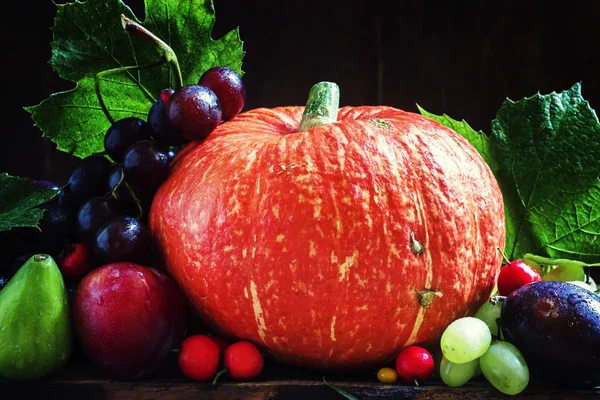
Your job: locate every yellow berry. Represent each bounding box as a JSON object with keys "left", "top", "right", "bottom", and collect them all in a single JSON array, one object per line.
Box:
[{"left": 377, "top": 367, "right": 398, "bottom": 384}]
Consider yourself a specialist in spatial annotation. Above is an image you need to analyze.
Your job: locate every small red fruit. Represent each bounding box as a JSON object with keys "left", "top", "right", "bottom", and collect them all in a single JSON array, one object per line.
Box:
[
  {"left": 57, "top": 243, "right": 93, "bottom": 281},
  {"left": 178, "top": 335, "right": 221, "bottom": 381},
  {"left": 223, "top": 341, "right": 264, "bottom": 381},
  {"left": 497, "top": 260, "right": 542, "bottom": 296},
  {"left": 395, "top": 345, "right": 434, "bottom": 385}
]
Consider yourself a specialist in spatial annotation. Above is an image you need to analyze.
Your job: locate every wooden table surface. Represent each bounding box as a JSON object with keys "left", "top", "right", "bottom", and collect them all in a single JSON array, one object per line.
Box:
[{"left": 1, "top": 358, "right": 599, "bottom": 400}]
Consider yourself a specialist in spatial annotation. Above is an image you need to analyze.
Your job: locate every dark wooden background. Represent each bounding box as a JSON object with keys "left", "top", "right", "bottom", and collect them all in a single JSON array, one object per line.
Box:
[{"left": 4, "top": 0, "right": 600, "bottom": 184}]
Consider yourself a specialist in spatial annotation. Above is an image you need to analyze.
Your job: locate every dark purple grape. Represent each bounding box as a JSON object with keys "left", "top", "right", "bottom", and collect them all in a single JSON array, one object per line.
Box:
[
  {"left": 0, "top": 274, "right": 6, "bottom": 290},
  {"left": 62, "top": 155, "right": 111, "bottom": 209},
  {"left": 166, "top": 84, "right": 222, "bottom": 141},
  {"left": 32, "top": 204, "right": 76, "bottom": 257},
  {"left": 76, "top": 196, "right": 125, "bottom": 247},
  {"left": 148, "top": 100, "right": 188, "bottom": 146},
  {"left": 198, "top": 66, "right": 246, "bottom": 121},
  {"left": 166, "top": 146, "right": 181, "bottom": 163},
  {"left": 93, "top": 216, "right": 156, "bottom": 266},
  {"left": 104, "top": 117, "right": 152, "bottom": 162},
  {"left": 122, "top": 140, "right": 170, "bottom": 192},
  {"left": 106, "top": 163, "right": 144, "bottom": 214}
]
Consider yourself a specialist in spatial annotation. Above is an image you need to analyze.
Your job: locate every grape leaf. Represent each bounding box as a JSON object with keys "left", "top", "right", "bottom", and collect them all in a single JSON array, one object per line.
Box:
[
  {"left": 419, "top": 83, "right": 600, "bottom": 263},
  {"left": 416, "top": 104, "right": 499, "bottom": 173},
  {"left": 25, "top": 0, "right": 244, "bottom": 159},
  {"left": 0, "top": 174, "right": 59, "bottom": 232}
]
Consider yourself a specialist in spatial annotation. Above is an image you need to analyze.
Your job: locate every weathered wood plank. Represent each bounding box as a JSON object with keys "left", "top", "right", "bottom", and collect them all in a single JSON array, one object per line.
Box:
[{"left": 1, "top": 372, "right": 599, "bottom": 400}]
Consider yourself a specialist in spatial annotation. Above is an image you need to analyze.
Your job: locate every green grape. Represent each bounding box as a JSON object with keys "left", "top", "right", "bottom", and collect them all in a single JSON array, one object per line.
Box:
[
  {"left": 439, "top": 354, "right": 479, "bottom": 387},
  {"left": 542, "top": 264, "right": 584, "bottom": 282},
  {"left": 480, "top": 341, "right": 529, "bottom": 395},
  {"left": 440, "top": 317, "right": 492, "bottom": 364},
  {"left": 474, "top": 299, "right": 503, "bottom": 339}
]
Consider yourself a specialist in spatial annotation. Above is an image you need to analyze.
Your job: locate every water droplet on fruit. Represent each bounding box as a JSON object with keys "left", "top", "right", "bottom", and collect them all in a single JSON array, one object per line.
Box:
[
  {"left": 567, "top": 293, "right": 587, "bottom": 306},
  {"left": 97, "top": 297, "right": 105, "bottom": 306}
]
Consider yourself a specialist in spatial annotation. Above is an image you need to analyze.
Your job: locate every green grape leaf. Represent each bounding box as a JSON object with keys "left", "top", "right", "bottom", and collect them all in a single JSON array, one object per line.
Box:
[
  {"left": 0, "top": 174, "right": 59, "bottom": 232},
  {"left": 25, "top": 0, "right": 244, "bottom": 159},
  {"left": 419, "top": 82, "right": 600, "bottom": 263},
  {"left": 416, "top": 104, "right": 499, "bottom": 173}
]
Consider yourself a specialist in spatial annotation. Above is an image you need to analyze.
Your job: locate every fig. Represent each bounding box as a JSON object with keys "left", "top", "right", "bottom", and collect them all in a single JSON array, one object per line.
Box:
[
  {"left": 500, "top": 280, "right": 600, "bottom": 388},
  {"left": 0, "top": 254, "right": 72, "bottom": 380}
]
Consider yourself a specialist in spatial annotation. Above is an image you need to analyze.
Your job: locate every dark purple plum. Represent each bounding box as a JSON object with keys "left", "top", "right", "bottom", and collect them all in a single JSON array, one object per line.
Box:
[{"left": 500, "top": 280, "right": 600, "bottom": 388}]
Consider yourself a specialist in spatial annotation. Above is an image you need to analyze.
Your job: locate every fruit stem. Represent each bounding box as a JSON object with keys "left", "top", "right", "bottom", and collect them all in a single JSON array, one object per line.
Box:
[
  {"left": 298, "top": 82, "right": 340, "bottom": 131},
  {"left": 522, "top": 253, "right": 600, "bottom": 269},
  {"left": 497, "top": 247, "right": 510, "bottom": 265},
  {"left": 212, "top": 368, "right": 228, "bottom": 386},
  {"left": 95, "top": 59, "right": 167, "bottom": 124},
  {"left": 107, "top": 166, "right": 145, "bottom": 219},
  {"left": 121, "top": 14, "right": 184, "bottom": 89}
]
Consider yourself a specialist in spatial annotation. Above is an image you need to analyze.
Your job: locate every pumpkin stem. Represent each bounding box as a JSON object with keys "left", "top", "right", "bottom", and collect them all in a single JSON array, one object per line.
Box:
[{"left": 298, "top": 82, "right": 340, "bottom": 131}]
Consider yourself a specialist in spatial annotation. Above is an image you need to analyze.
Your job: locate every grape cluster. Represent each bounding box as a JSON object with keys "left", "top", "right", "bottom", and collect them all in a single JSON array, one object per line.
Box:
[
  {"left": 0, "top": 66, "right": 245, "bottom": 290},
  {"left": 438, "top": 306, "right": 529, "bottom": 395}
]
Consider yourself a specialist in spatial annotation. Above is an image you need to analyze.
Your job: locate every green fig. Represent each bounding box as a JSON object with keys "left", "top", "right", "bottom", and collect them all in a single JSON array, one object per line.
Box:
[{"left": 0, "top": 254, "right": 72, "bottom": 380}]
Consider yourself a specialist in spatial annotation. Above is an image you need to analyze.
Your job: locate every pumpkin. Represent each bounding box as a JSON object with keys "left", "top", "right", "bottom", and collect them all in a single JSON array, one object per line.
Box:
[{"left": 148, "top": 82, "right": 505, "bottom": 371}]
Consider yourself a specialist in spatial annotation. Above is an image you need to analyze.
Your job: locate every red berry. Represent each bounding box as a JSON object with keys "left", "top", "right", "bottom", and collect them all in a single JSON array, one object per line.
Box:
[
  {"left": 395, "top": 345, "right": 434, "bottom": 385},
  {"left": 178, "top": 335, "right": 220, "bottom": 381},
  {"left": 57, "top": 243, "right": 93, "bottom": 282},
  {"left": 497, "top": 260, "right": 541, "bottom": 296},
  {"left": 224, "top": 341, "right": 264, "bottom": 381}
]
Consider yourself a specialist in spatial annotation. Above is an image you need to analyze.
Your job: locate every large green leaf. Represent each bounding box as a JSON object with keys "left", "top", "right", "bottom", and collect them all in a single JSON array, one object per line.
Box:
[
  {"left": 419, "top": 83, "right": 600, "bottom": 263},
  {"left": 0, "top": 174, "right": 59, "bottom": 232},
  {"left": 25, "top": 0, "right": 244, "bottom": 159}
]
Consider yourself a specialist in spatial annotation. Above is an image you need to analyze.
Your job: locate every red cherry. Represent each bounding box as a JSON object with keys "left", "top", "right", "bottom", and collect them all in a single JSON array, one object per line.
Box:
[
  {"left": 223, "top": 341, "right": 264, "bottom": 381},
  {"left": 57, "top": 243, "right": 93, "bottom": 282},
  {"left": 395, "top": 345, "right": 434, "bottom": 385},
  {"left": 497, "top": 260, "right": 542, "bottom": 296},
  {"left": 178, "top": 335, "right": 220, "bottom": 381}
]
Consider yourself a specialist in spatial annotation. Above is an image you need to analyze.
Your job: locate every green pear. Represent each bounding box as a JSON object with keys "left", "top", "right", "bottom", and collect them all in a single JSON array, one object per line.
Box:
[{"left": 0, "top": 254, "right": 72, "bottom": 380}]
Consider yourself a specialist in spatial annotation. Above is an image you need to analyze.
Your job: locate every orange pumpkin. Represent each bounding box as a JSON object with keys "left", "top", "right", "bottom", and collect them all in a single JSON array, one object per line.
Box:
[{"left": 149, "top": 82, "right": 505, "bottom": 371}]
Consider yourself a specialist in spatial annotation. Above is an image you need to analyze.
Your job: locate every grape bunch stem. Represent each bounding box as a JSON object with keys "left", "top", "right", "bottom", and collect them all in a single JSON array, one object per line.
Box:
[
  {"left": 93, "top": 15, "right": 184, "bottom": 125},
  {"left": 120, "top": 15, "right": 183, "bottom": 89}
]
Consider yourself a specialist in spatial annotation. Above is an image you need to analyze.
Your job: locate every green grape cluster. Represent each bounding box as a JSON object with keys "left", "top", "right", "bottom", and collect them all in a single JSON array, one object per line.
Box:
[{"left": 438, "top": 302, "right": 529, "bottom": 396}]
